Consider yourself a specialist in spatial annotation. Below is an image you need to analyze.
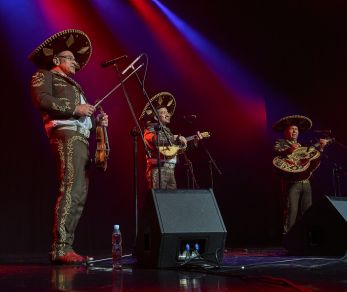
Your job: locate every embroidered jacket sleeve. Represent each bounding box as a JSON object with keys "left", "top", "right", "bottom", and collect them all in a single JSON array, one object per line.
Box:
[{"left": 31, "top": 69, "right": 78, "bottom": 119}]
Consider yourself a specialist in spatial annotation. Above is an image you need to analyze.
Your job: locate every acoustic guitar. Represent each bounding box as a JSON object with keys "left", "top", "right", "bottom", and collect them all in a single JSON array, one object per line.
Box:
[
  {"left": 273, "top": 138, "right": 333, "bottom": 180},
  {"left": 159, "top": 131, "right": 210, "bottom": 157}
]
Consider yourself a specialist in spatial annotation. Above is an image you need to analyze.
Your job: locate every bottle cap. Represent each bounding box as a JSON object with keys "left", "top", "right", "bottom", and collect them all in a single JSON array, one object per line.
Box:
[{"left": 114, "top": 224, "right": 120, "bottom": 230}]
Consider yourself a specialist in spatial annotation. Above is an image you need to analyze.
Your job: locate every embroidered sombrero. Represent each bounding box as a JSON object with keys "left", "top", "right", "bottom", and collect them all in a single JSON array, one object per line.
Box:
[
  {"left": 139, "top": 92, "right": 176, "bottom": 120},
  {"left": 28, "top": 29, "right": 92, "bottom": 70},
  {"left": 273, "top": 115, "right": 312, "bottom": 132}
]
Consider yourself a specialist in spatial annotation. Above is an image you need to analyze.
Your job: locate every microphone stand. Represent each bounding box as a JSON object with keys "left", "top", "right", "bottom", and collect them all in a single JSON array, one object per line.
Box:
[
  {"left": 94, "top": 64, "right": 144, "bottom": 108},
  {"left": 200, "top": 141, "right": 222, "bottom": 189},
  {"left": 332, "top": 162, "right": 343, "bottom": 197},
  {"left": 86, "top": 64, "right": 147, "bottom": 265},
  {"left": 155, "top": 124, "right": 162, "bottom": 189},
  {"left": 313, "top": 135, "right": 347, "bottom": 197},
  {"left": 130, "top": 127, "right": 139, "bottom": 236},
  {"left": 127, "top": 54, "right": 172, "bottom": 189},
  {"left": 116, "top": 64, "right": 150, "bottom": 154},
  {"left": 320, "top": 152, "right": 345, "bottom": 197},
  {"left": 182, "top": 152, "right": 199, "bottom": 189},
  {"left": 111, "top": 63, "right": 151, "bottom": 246},
  {"left": 329, "top": 137, "right": 347, "bottom": 197},
  {"left": 182, "top": 119, "right": 199, "bottom": 189}
]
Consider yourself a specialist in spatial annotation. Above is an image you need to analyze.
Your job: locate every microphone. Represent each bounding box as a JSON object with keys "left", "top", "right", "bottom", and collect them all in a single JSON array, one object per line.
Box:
[
  {"left": 314, "top": 129, "right": 332, "bottom": 134},
  {"left": 101, "top": 55, "right": 127, "bottom": 68},
  {"left": 183, "top": 114, "right": 197, "bottom": 120},
  {"left": 121, "top": 53, "right": 144, "bottom": 75}
]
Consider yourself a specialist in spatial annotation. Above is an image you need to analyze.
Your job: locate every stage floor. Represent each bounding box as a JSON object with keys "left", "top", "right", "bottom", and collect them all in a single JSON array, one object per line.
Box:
[{"left": 0, "top": 247, "right": 346, "bottom": 291}]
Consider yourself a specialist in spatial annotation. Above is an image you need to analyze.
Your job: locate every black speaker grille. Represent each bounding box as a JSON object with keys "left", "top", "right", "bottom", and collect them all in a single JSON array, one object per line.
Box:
[
  {"left": 153, "top": 189, "right": 226, "bottom": 233},
  {"left": 136, "top": 189, "right": 227, "bottom": 267}
]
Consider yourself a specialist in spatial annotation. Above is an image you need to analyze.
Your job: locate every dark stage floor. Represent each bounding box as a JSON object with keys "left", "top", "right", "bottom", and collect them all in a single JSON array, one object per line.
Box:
[{"left": 1, "top": 248, "right": 346, "bottom": 291}]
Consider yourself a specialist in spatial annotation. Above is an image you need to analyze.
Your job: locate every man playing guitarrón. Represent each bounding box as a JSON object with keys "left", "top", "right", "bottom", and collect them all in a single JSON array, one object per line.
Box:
[{"left": 273, "top": 115, "right": 328, "bottom": 234}]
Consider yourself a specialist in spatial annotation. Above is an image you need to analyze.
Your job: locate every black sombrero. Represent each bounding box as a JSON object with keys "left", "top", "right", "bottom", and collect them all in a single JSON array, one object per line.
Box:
[
  {"left": 139, "top": 92, "right": 176, "bottom": 120},
  {"left": 273, "top": 115, "right": 312, "bottom": 132},
  {"left": 28, "top": 29, "right": 92, "bottom": 70}
]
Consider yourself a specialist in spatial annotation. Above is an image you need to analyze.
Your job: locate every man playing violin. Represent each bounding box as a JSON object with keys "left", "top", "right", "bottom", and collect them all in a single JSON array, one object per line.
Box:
[
  {"left": 29, "top": 30, "right": 108, "bottom": 265},
  {"left": 273, "top": 115, "right": 328, "bottom": 234},
  {"left": 140, "top": 92, "right": 202, "bottom": 189}
]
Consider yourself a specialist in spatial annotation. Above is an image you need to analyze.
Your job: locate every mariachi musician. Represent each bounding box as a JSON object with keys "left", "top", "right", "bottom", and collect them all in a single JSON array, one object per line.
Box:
[
  {"left": 139, "top": 92, "right": 203, "bottom": 190},
  {"left": 272, "top": 115, "right": 329, "bottom": 234},
  {"left": 29, "top": 29, "right": 108, "bottom": 265}
]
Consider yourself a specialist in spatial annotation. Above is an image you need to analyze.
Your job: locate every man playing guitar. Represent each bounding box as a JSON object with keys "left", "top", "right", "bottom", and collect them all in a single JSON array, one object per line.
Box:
[
  {"left": 140, "top": 92, "right": 203, "bottom": 189},
  {"left": 273, "top": 115, "right": 328, "bottom": 234}
]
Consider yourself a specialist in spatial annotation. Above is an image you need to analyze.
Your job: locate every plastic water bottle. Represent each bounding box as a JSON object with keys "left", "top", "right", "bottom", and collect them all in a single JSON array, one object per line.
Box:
[
  {"left": 185, "top": 243, "right": 191, "bottom": 260},
  {"left": 112, "top": 224, "right": 122, "bottom": 269},
  {"left": 192, "top": 243, "right": 200, "bottom": 258}
]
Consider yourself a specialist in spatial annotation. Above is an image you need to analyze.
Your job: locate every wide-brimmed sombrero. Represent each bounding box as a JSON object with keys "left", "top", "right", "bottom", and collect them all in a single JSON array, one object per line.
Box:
[
  {"left": 273, "top": 115, "right": 312, "bottom": 132},
  {"left": 139, "top": 92, "right": 176, "bottom": 120},
  {"left": 28, "top": 29, "right": 92, "bottom": 70}
]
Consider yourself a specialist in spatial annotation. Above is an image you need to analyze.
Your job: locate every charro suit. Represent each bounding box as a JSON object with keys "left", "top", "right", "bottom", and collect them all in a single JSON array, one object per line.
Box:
[
  {"left": 144, "top": 123, "right": 179, "bottom": 189},
  {"left": 274, "top": 138, "right": 312, "bottom": 234},
  {"left": 31, "top": 69, "right": 94, "bottom": 259}
]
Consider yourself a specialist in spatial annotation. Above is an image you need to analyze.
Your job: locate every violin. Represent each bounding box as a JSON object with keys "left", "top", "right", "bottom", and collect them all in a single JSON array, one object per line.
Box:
[{"left": 95, "top": 105, "right": 110, "bottom": 171}]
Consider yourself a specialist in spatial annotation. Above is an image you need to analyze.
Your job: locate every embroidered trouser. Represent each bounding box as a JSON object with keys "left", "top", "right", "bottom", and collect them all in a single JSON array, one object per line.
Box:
[
  {"left": 283, "top": 180, "right": 312, "bottom": 233},
  {"left": 146, "top": 165, "right": 177, "bottom": 189},
  {"left": 49, "top": 130, "right": 89, "bottom": 259}
]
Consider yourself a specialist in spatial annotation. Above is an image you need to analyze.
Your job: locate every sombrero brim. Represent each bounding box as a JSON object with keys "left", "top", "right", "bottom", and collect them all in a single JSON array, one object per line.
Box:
[
  {"left": 273, "top": 115, "right": 312, "bottom": 132},
  {"left": 28, "top": 29, "right": 92, "bottom": 70},
  {"left": 139, "top": 92, "right": 176, "bottom": 120}
]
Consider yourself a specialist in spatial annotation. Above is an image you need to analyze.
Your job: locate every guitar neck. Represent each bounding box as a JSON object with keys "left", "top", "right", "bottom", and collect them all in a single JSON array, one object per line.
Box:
[
  {"left": 185, "top": 135, "right": 197, "bottom": 142},
  {"left": 310, "top": 138, "right": 333, "bottom": 150},
  {"left": 179, "top": 132, "right": 210, "bottom": 143}
]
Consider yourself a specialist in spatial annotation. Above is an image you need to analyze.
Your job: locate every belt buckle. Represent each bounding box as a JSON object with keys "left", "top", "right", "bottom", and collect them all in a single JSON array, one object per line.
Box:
[
  {"left": 77, "top": 126, "right": 89, "bottom": 138},
  {"left": 163, "top": 163, "right": 175, "bottom": 169}
]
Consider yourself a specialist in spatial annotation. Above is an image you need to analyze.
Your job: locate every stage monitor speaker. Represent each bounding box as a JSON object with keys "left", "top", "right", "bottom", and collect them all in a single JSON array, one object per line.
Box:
[
  {"left": 283, "top": 196, "right": 347, "bottom": 256},
  {"left": 135, "top": 189, "right": 227, "bottom": 268}
]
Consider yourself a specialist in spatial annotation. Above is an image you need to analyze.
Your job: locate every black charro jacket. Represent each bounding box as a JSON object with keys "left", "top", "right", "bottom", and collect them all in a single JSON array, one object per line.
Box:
[{"left": 30, "top": 69, "right": 95, "bottom": 129}]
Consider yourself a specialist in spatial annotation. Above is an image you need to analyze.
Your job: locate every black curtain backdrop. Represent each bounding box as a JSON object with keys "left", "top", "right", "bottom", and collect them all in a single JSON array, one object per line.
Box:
[{"left": 1, "top": 0, "right": 347, "bottom": 257}]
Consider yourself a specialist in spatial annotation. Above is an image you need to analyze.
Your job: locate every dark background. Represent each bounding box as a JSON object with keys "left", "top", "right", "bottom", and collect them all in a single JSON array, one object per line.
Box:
[{"left": 1, "top": 0, "right": 347, "bottom": 257}]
